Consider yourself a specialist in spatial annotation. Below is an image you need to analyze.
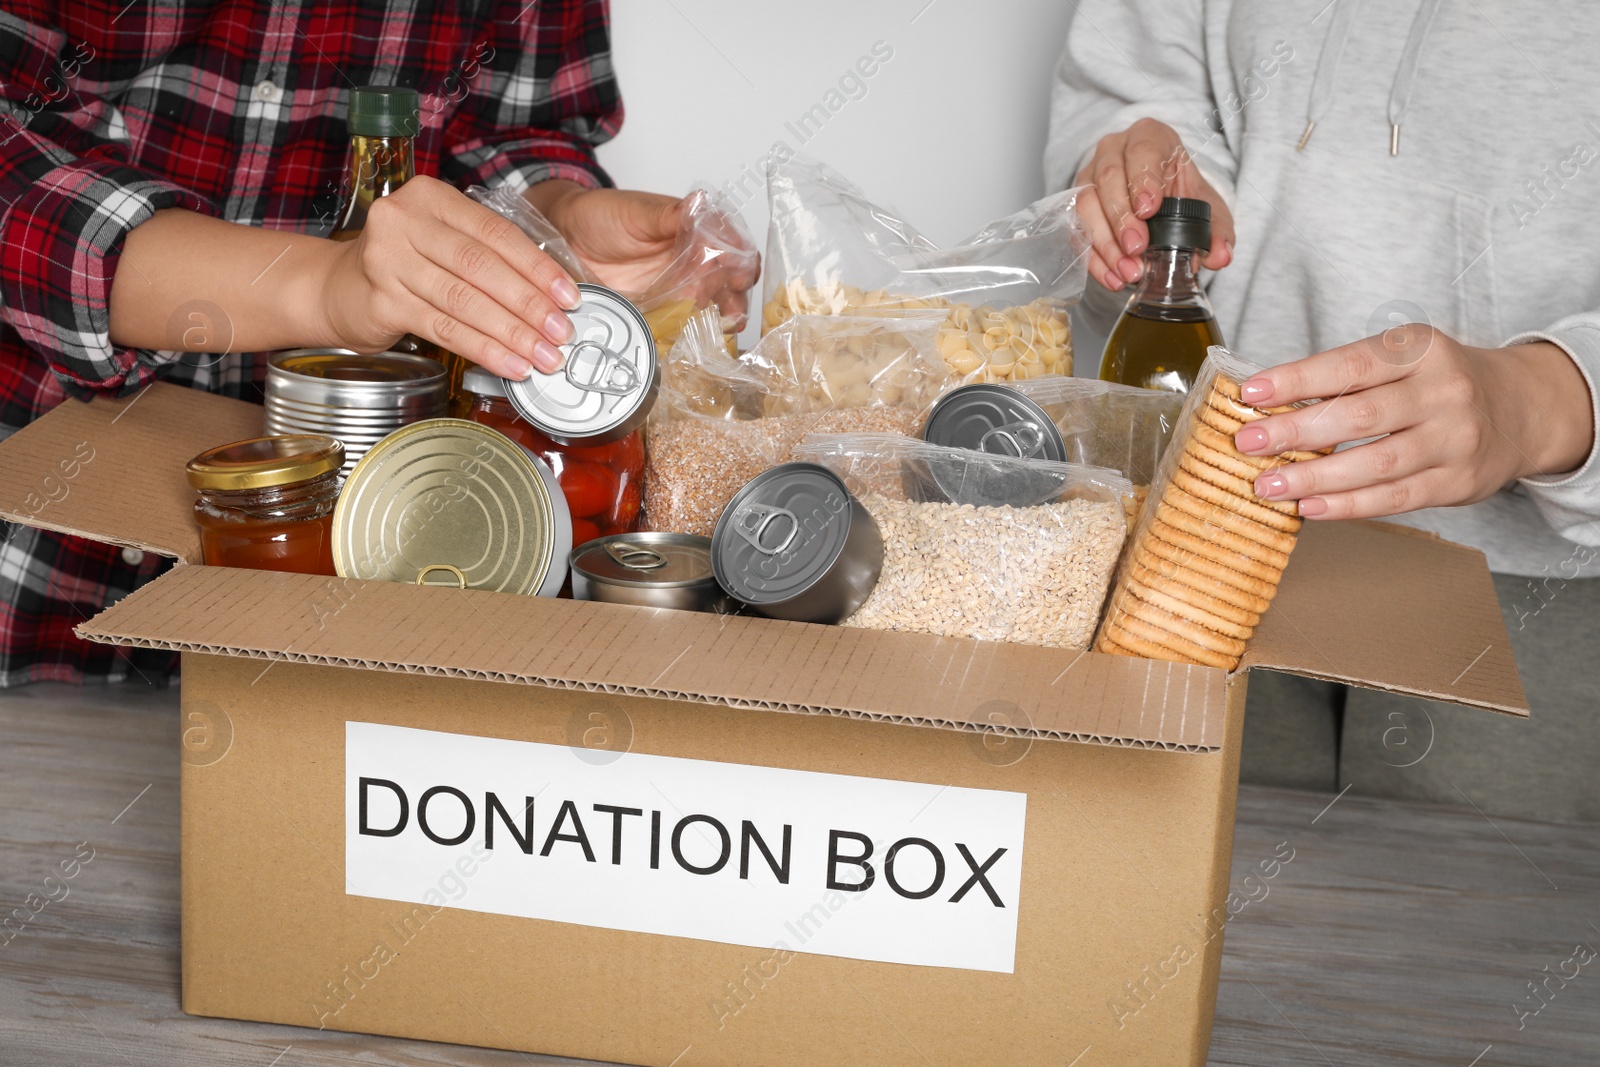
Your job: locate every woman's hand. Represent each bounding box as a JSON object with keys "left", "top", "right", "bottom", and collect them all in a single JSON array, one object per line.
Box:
[
  {"left": 316, "top": 175, "right": 581, "bottom": 379},
  {"left": 532, "top": 181, "right": 761, "bottom": 331},
  {"left": 1234, "top": 326, "right": 1596, "bottom": 520},
  {"left": 1073, "top": 118, "right": 1234, "bottom": 292}
]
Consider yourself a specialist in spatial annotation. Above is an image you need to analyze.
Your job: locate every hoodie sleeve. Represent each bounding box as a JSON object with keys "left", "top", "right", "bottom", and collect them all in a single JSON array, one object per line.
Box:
[
  {"left": 1042, "top": 0, "right": 1237, "bottom": 199},
  {"left": 1506, "top": 317, "right": 1600, "bottom": 546}
]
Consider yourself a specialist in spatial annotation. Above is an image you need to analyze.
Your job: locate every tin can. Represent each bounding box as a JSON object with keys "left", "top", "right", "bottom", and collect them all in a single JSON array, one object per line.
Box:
[
  {"left": 265, "top": 349, "right": 448, "bottom": 478},
  {"left": 918, "top": 383, "right": 1070, "bottom": 507},
  {"left": 333, "top": 418, "right": 570, "bottom": 597},
  {"left": 571, "top": 533, "right": 734, "bottom": 614},
  {"left": 711, "top": 463, "right": 882, "bottom": 624},
  {"left": 503, "top": 283, "right": 659, "bottom": 445}
]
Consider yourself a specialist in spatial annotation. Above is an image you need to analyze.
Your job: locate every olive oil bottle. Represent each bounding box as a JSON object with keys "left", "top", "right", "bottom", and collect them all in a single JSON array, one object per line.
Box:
[
  {"left": 330, "top": 86, "right": 470, "bottom": 413},
  {"left": 1098, "top": 197, "right": 1223, "bottom": 394}
]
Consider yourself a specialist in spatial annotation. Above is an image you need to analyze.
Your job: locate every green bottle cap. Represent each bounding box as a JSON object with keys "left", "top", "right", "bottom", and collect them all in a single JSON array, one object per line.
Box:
[{"left": 348, "top": 86, "right": 420, "bottom": 138}]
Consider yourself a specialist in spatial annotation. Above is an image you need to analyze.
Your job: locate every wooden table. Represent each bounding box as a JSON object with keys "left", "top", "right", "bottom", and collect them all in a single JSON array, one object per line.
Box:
[{"left": 2, "top": 683, "right": 1596, "bottom": 1066}]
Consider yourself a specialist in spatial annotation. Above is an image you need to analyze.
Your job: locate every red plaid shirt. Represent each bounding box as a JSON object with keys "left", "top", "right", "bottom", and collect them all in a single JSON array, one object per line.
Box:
[{"left": 0, "top": 0, "right": 620, "bottom": 686}]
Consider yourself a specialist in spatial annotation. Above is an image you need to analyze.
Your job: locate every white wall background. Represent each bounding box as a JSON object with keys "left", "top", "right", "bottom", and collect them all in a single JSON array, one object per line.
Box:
[{"left": 597, "top": 0, "right": 1077, "bottom": 291}]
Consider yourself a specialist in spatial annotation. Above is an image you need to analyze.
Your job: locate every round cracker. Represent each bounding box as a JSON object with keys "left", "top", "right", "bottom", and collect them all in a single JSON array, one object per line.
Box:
[
  {"left": 1186, "top": 437, "right": 1284, "bottom": 480},
  {"left": 1195, "top": 402, "right": 1246, "bottom": 436},
  {"left": 1177, "top": 453, "right": 1302, "bottom": 519},
  {"left": 1100, "top": 617, "right": 1217, "bottom": 668},
  {"left": 1142, "top": 521, "right": 1284, "bottom": 592},
  {"left": 1108, "top": 609, "right": 1241, "bottom": 670},
  {"left": 1129, "top": 560, "right": 1262, "bottom": 627},
  {"left": 1158, "top": 490, "right": 1297, "bottom": 559},
  {"left": 1119, "top": 595, "right": 1248, "bottom": 656},
  {"left": 1191, "top": 420, "right": 1309, "bottom": 467},
  {"left": 1170, "top": 467, "right": 1303, "bottom": 531},
  {"left": 1134, "top": 542, "right": 1278, "bottom": 611},
  {"left": 1125, "top": 577, "right": 1255, "bottom": 640}
]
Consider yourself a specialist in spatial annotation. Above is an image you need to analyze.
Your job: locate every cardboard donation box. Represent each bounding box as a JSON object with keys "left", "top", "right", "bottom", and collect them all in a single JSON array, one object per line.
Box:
[{"left": 0, "top": 383, "right": 1527, "bottom": 1067}]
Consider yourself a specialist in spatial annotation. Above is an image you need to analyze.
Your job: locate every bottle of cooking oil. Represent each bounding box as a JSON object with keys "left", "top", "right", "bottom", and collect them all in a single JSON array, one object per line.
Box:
[
  {"left": 1098, "top": 197, "right": 1223, "bottom": 394},
  {"left": 330, "top": 86, "right": 470, "bottom": 413}
]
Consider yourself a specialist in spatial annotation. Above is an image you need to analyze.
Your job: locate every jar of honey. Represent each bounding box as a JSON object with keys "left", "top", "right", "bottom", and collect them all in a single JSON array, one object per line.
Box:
[
  {"left": 461, "top": 366, "right": 644, "bottom": 547},
  {"left": 186, "top": 435, "right": 344, "bottom": 575}
]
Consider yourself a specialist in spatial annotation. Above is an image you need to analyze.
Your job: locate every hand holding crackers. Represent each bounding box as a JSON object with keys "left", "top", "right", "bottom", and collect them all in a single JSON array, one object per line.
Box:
[{"left": 1095, "top": 349, "right": 1327, "bottom": 670}]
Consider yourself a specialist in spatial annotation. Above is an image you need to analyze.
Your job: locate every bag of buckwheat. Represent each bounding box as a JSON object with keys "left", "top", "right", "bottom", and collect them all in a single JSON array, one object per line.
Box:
[{"left": 643, "top": 312, "right": 948, "bottom": 537}]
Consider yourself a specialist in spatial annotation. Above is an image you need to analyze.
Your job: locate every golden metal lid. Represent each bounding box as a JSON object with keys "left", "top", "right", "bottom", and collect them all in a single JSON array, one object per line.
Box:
[
  {"left": 185, "top": 435, "right": 344, "bottom": 491},
  {"left": 332, "top": 419, "right": 558, "bottom": 595}
]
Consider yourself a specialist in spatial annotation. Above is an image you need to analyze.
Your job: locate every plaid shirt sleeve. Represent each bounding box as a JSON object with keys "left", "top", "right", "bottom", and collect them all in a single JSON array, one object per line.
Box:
[
  {"left": 434, "top": 0, "right": 622, "bottom": 194},
  {"left": 0, "top": 8, "right": 215, "bottom": 400}
]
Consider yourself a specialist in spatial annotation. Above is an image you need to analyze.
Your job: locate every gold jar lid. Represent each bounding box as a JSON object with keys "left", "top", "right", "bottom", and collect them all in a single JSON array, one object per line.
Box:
[{"left": 186, "top": 435, "right": 345, "bottom": 491}]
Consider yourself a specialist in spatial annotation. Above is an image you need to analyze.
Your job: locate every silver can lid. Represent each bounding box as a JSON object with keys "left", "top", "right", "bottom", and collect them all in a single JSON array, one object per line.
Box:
[
  {"left": 503, "top": 283, "right": 659, "bottom": 445},
  {"left": 572, "top": 533, "right": 716, "bottom": 589},
  {"left": 922, "top": 383, "right": 1067, "bottom": 461},
  {"left": 711, "top": 463, "right": 861, "bottom": 605},
  {"left": 919, "top": 384, "right": 1070, "bottom": 507}
]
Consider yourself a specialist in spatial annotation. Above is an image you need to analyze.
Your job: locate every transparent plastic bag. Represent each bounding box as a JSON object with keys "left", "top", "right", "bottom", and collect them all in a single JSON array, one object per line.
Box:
[
  {"left": 467, "top": 185, "right": 590, "bottom": 283},
  {"left": 622, "top": 186, "right": 759, "bottom": 355},
  {"left": 471, "top": 184, "right": 757, "bottom": 356},
  {"left": 1006, "top": 375, "right": 1185, "bottom": 487},
  {"left": 643, "top": 312, "right": 947, "bottom": 537},
  {"left": 793, "top": 432, "right": 1131, "bottom": 649},
  {"left": 1095, "top": 347, "right": 1325, "bottom": 670},
  {"left": 761, "top": 156, "right": 1091, "bottom": 383}
]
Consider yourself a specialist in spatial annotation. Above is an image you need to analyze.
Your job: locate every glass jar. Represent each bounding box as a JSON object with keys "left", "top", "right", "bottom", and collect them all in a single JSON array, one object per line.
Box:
[
  {"left": 461, "top": 367, "right": 645, "bottom": 547},
  {"left": 185, "top": 435, "right": 344, "bottom": 575}
]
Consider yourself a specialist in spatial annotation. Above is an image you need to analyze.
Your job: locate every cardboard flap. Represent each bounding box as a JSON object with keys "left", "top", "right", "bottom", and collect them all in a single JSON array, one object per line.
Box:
[
  {"left": 76, "top": 563, "right": 1229, "bottom": 751},
  {"left": 0, "top": 381, "right": 263, "bottom": 562},
  {"left": 1241, "top": 520, "right": 1528, "bottom": 716}
]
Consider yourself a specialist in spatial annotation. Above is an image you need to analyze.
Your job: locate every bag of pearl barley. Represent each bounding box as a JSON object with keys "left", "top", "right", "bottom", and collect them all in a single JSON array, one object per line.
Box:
[
  {"left": 792, "top": 432, "right": 1131, "bottom": 650},
  {"left": 762, "top": 156, "right": 1092, "bottom": 385},
  {"left": 642, "top": 312, "right": 948, "bottom": 538}
]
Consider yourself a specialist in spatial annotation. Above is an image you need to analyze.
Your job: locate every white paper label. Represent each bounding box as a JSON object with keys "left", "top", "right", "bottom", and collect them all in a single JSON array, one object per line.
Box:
[{"left": 345, "top": 722, "right": 1027, "bottom": 972}]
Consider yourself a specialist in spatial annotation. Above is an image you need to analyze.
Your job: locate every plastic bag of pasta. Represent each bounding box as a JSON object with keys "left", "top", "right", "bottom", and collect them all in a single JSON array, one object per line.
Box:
[
  {"left": 644, "top": 311, "right": 945, "bottom": 537},
  {"left": 793, "top": 432, "right": 1131, "bottom": 649},
  {"left": 472, "top": 184, "right": 757, "bottom": 356},
  {"left": 762, "top": 156, "right": 1091, "bottom": 383}
]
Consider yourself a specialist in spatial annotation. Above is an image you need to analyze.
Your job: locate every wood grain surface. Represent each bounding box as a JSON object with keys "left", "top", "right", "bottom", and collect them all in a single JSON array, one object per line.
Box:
[{"left": 0, "top": 683, "right": 1594, "bottom": 1066}]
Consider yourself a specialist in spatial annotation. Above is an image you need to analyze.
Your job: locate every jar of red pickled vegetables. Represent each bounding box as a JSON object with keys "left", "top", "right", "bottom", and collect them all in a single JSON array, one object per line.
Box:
[
  {"left": 461, "top": 366, "right": 645, "bottom": 548},
  {"left": 185, "top": 435, "right": 344, "bottom": 575}
]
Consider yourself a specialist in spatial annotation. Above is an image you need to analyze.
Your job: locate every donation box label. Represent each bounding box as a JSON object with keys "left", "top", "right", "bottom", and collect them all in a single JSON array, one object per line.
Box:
[{"left": 346, "top": 722, "right": 1027, "bottom": 972}]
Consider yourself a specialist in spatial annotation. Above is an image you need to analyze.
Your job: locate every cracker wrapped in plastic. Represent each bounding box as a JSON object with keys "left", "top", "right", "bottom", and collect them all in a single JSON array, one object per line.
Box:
[
  {"left": 762, "top": 157, "right": 1091, "bottom": 383},
  {"left": 1095, "top": 347, "right": 1329, "bottom": 671},
  {"left": 643, "top": 312, "right": 946, "bottom": 537},
  {"left": 794, "top": 432, "right": 1131, "bottom": 649}
]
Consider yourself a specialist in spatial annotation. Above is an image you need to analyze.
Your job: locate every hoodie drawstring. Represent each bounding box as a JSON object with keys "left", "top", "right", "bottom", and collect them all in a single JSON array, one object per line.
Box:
[{"left": 1297, "top": 0, "right": 1440, "bottom": 156}]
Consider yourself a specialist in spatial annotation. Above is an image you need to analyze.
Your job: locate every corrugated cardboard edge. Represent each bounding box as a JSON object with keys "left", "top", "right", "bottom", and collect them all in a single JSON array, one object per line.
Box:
[{"left": 74, "top": 564, "right": 1227, "bottom": 753}]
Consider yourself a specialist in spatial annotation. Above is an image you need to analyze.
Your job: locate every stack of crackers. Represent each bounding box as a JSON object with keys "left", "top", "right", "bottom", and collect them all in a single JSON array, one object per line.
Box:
[{"left": 1096, "top": 374, "right": 1322, "bottom": 670}]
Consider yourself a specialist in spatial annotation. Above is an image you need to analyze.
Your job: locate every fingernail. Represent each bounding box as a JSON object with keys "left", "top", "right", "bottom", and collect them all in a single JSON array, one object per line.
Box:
[
  {"left": 1120, "top": 228, "right": 1142, "bottom": 255},
  {"left": 551, "top": 277, "right": 581, "bottom": 310},
  {"left": 1298, "top": 497, "right": 1328, "bottom": 518},
  {"left": 1255, "top": 471, "right": 1289, "bottom": 499},
  {"left": 544, "top": 311, "right": 573, "bottom": 344},
  {"left": 1240, "top": 377, "right": 1274, "bottom": 403},
  {"left": 1104, "top": 272, "right": 1123, "bottom": 291},
  {"left": 1134, "top": 192, "right": 1157, "bottom": 216},
  {"left": 533, "top": 340, "right": 564, "bottom": 373},
  {"left": 1235, "top": 425, "right": 1270, "bottom": 453},
  {"left": 504, "top": 355, "right": 534, "bottom": 380},
  {"left": 1119, "top": 256, "right": 1143, "bottom": 282}
]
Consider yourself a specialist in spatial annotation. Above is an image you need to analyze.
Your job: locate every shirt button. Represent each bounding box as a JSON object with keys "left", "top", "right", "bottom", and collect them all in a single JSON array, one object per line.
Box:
[
  {"left": 255, "top": 79, "right": 281, "bottom": 103},
  {"left": 121, "top": 547, "right": 146, "bottom": 566}
]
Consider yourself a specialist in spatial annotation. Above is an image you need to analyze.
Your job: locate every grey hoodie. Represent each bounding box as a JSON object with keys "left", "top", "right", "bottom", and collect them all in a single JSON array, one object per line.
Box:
[{"left": 1045, "top": 0, "right": 1600, "bottom": 578}]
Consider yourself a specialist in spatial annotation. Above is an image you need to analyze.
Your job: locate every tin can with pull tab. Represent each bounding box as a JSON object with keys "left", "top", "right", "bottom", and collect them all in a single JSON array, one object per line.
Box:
[
  {"left": 918, "top": 383, "right": 1070, "bottom": 507},
  {"left": 710, "top": 463, "right": 883, "bottom": 624},
  {"left": 570, "top": 532, "right": 734, "bottom": 614},
  {"left": 503, "top": 283, "right": 660, "bottom": 446}
]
